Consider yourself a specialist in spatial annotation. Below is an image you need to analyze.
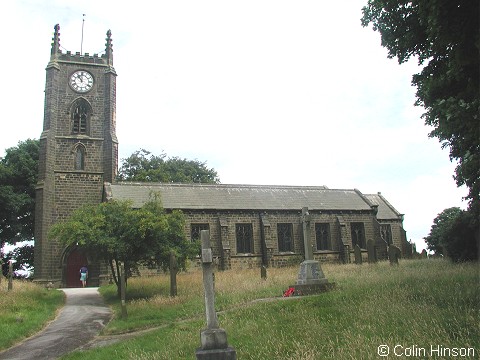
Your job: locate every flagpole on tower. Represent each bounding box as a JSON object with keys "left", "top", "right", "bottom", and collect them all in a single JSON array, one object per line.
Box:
[{"left": 81, "top": 14, "right": 86, "bottom": 55}]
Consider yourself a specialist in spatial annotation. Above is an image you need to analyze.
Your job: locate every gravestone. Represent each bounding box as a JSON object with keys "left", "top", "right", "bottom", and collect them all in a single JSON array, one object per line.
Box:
[
  {"left": 388, "top": 245, "right": 401, "bottom": 265},
  {"left": 420, "top": 249, "right": 427, "bottom": 258},
  {"left": 260, "top": 265, "right": 267, "bottom": 280},
  {"left": 354, "top": 244, "right": 362, "bottom": 265},
  {"left": 196, "top": 230, "right": 236, "bottom": 360},
  {"left": 290, "top": 207, "right": 334, "bottom": 295},
  {"left": 367, "top": 239, "right": 377, "bottom": 263}
]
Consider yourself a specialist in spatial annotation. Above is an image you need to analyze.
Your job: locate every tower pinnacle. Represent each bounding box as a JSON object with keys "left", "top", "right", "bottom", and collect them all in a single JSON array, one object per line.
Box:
[
  {"left": 50, "top": 24, "right": 61, "bottom": 60},
  {"left": 105, "top": 29, "right": 113, "bottom": 66}
]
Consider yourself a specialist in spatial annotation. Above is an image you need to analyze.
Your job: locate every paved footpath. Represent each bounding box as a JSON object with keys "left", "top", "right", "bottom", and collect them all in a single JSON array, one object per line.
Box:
[{"left": 0, "top": 288, "right": 112, "bottom": 360}]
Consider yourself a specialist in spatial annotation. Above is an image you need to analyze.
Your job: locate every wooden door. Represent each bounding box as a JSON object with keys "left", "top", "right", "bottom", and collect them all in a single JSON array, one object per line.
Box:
[{"left": 66, "top": 249, "right": 87, "bottom": 288}]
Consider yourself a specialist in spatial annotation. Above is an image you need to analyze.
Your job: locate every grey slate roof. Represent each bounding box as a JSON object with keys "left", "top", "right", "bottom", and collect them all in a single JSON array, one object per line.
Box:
[
  {"left": 105, "top": 182, "right": 375, "bottom": 212},
  {"left": 364, "top": 193, "right": 403, "bottom": 220}
]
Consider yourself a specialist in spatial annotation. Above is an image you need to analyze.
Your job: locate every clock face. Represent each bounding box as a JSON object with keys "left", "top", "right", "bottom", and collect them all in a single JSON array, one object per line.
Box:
[{"left": 70, "top": 71, "right": 94, "bottom": 93}]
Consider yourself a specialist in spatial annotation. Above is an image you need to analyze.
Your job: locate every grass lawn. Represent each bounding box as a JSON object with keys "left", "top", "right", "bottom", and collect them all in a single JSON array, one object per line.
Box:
[
  {"left": 0, "top": 280, "right": 65, "bottom": 351},
  {"left": 61, "top": 259, "right": 479, "bottom": 360}
]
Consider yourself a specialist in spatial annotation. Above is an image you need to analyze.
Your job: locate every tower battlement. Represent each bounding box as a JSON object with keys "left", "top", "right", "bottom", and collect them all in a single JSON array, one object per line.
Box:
[
  {"left": 49, "top": 24, "right": 114, "bottom": 67},
  {"left": 54, "top": 51, "right": 108, "bottom": 65}
]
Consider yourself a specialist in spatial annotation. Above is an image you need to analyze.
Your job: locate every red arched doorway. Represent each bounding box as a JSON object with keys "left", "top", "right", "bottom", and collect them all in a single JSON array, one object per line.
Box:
[{"left": 66, "top": 249, "right": 88, "bottom": 288}]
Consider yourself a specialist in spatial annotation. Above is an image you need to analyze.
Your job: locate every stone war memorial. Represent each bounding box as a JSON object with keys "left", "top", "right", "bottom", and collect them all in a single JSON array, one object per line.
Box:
[
  {"left": 290, "top": 208, "right": 335, "bottom": 295},
  {"left": 34, "top": 24, "right": 412, "bottom": 288}
]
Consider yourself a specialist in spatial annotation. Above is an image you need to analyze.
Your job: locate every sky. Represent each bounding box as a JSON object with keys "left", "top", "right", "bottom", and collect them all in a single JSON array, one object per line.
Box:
[{"left": 0, "top": 0, "right": 468, "bottom": 252}]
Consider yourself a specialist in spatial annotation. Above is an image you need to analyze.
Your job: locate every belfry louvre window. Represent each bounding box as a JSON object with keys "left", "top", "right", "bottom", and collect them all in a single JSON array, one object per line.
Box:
[
  {"left": 351, "top": 222, "right": 366, "bottom": 249},
  {"left": 277, "top": 223, "right": 293, "bottom": 252},
  {"left": 380, "top": 224, "right": 392, "bottom": 245},
  {"left": 191, "top": 223, "right": 209, "bottom": 242},
  {"left": 72, "top": 100, "right": 89, "bottom": 134},
  {"left": 236, "top": 223, "right": 253, "bottom": 254},
  {"left": 315, "top": 223, "right": 331, "bottom": 250}
]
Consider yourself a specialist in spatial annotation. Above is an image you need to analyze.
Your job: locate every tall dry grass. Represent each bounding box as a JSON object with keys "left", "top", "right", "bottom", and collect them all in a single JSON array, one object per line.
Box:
[
  {"left": 0, "top": 280, "right": 64, "bottom": 350},
  {"left": 69, "top": 259, "right": 479, "bottom": 360}
]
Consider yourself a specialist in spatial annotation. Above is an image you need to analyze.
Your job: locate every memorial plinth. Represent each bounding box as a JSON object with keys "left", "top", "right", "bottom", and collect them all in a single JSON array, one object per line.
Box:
[{"left": 293, "top": 259, "right": 335, "bottom": 295}]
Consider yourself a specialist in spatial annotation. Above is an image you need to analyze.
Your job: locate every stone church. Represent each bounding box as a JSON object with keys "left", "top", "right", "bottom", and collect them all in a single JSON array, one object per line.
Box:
[{"left": 34, "top": 26, "right": 410, "bottom": 288}]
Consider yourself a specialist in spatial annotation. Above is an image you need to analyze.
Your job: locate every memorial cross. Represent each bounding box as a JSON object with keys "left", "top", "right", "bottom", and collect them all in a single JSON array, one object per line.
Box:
[
  {"left": 201, "top": 230, "right": 219, "bottom": 329},
  {"left": 301, "top": 207, "right": 313, "bottom": 260}
]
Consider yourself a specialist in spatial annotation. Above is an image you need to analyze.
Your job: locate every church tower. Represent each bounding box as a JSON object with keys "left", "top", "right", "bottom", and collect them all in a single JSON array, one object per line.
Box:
[{"left": 34, "top": 24, "right": 118, "bottom": 287}]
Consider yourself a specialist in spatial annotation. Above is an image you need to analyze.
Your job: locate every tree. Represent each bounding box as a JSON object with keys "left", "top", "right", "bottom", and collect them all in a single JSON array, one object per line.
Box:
[
  {"left": 442, "top": 210, "right": 478, "bottom": 262},
  {"left": 48, "top": 194, "right": 198, "bottom": 295},
  {"left": 0, "top": 139, "right": 39, "bottom": 250},
  {"left": 361, "top": 1, "right": 479, "bottom": 216},
  {"left": 424, "top": 207, "right": 462, "bottom": 255},
  {"left": 424, "top": 207, "right": 478, "bottom": 262},
  {"left": 117, "top": 149, "right": 220, "bottom": 184},
  {"left": 1, "top": 243, "right": 34, "bottom": 278}
]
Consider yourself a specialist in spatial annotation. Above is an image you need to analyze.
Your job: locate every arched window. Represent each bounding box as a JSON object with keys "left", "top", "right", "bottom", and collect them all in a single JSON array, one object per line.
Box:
[
  {"left": 236, "top": 223, "right": 253, "bottom": 254},
  {"left": 73, "top": 144, "right": 86, "bottom": 170},
  {"left": 380, "top": 224, "right": 393, "bottom": 245},
  {"left": 351, "top": 222, "right": 366, "bottom": 249},
  {"left": 315, "top": 223, "right": 331, "bottom": 250},
  {"left": 71, "top": 99, "right": 91, "bottom": 134},
  {"left": 277, "top": 223, "right": 293, "bottom": 252}
]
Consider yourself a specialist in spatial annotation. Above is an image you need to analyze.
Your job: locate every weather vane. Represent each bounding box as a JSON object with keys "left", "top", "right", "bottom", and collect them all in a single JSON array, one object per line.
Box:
[{"left": 81, "top": 14, "right": 86, "bottom": 55}]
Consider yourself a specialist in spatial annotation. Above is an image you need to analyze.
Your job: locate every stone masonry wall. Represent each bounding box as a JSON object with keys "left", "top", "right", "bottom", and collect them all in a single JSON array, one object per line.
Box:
[{"left": 181, "top": 209, "right": 383, "bottom": 270}]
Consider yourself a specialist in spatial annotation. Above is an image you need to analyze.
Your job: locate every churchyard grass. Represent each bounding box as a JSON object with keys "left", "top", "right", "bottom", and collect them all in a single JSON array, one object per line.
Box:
[
  {"left": 0, "top": 280, "right": 64, "bottom": 350},
  {"left": 97, "top": 266, "right": 293, "bottom": 334},
  {"left": 60, "top": 259, "right": 479, "bottom": 360}
]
